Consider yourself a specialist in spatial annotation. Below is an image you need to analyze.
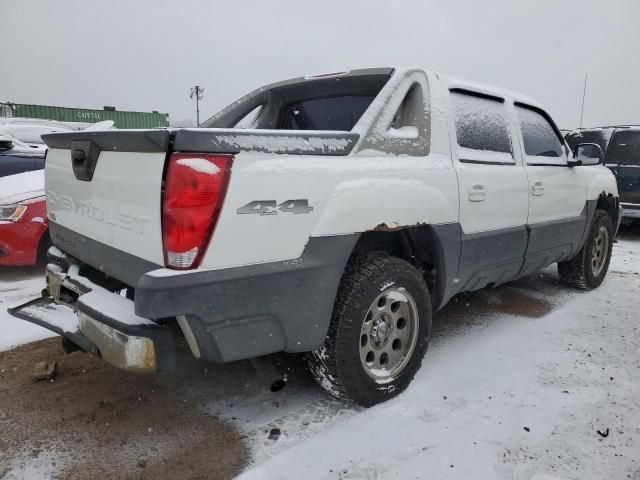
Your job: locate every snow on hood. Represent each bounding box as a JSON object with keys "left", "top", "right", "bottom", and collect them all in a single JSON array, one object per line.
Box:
[{"left": 0, "top": 170, "right": 45, "bottom": 205}]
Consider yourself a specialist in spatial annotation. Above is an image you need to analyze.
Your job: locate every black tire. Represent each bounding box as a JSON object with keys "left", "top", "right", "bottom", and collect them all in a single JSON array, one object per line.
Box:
[
  {"left": 307, "top": 252, "right": 432, "bottom": 407},
  {"left": 558, "top": 210, "right": 613, "bottom": 290},
  {"left": 36, "top": 233, "right": 52, "bottom": 267}
]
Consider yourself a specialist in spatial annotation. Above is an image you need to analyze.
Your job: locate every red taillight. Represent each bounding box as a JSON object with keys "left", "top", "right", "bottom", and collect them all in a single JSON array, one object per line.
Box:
[{"left": 162, "top": 153, "right": 233, "bottom": 269}]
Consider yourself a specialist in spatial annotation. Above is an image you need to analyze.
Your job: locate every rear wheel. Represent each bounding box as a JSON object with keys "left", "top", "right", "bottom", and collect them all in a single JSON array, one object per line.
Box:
[
  {"left": 558, "top": 210, "right": 613, "bottom": 290},
  {"left": 307, "top": 252, "right": 431, "bottom": 407}
]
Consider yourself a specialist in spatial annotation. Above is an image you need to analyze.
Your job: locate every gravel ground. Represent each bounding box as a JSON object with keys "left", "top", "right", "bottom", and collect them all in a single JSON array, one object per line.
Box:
[{"left": 0, "top": 338, "right": 249, "bottom": 479}]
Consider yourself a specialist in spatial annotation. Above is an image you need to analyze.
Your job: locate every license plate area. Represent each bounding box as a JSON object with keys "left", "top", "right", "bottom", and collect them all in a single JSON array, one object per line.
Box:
[{"left": 46, "top": 267, "right": 64, "bottom": 302}]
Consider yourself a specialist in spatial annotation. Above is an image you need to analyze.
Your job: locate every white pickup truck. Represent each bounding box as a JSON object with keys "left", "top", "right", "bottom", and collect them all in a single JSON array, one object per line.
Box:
[{"left": 9, "top": 68, "right": 621, "bottom": 406}]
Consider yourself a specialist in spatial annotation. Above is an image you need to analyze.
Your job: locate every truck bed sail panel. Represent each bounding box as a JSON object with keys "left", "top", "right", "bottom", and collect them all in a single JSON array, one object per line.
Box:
[{"left": 173, "top": 129, "right": 360, "bottom": 156}]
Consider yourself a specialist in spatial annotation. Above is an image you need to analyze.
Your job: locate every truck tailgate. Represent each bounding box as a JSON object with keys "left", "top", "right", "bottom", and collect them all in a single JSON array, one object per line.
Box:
[{"left": 43, "top": 130, "right": 170, "bottom": 266}]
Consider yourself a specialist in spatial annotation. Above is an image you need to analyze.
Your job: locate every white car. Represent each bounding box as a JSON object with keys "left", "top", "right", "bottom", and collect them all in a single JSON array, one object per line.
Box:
[
  {"left": 0, "top": 118, "right": 75, "bottom": 146},
  {"left": 9, "top": 67, "right": 620, "bottom": 406}
]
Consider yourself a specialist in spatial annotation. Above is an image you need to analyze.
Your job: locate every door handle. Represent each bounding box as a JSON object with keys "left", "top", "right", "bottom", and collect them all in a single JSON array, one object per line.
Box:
[
  {"left": 531, "top": 181, "right": 544, "bottom": 196},
  {"left": 468, "top": 184, "right": 486, "bottom": 202}
]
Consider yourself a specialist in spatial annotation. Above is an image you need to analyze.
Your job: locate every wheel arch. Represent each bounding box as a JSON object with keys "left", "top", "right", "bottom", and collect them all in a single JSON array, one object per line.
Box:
[
  {"left": 586, "top": 169, "right": 619, "bottom": 225},
  {"left": 348, "top": 223, "right": 461, "bottom": 311},
  {"left": 595, "top": 191, "right": 620, "bottom": 228}
]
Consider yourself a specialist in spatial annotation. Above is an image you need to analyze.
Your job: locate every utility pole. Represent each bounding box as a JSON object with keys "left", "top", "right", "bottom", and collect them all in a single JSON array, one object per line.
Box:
[{"left": 189, "top": 85, "right": 205, "bottom": 126}]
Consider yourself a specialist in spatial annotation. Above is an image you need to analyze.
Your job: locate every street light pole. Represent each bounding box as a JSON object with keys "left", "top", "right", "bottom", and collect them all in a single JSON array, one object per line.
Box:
[{"left": 189, "top": 85, "right": 205, "bottom": 126}]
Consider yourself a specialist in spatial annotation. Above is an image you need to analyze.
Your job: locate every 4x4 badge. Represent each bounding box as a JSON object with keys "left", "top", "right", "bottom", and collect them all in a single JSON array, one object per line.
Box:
[{"left": 237, "top": 200, "right": 314, "bottom": 216}]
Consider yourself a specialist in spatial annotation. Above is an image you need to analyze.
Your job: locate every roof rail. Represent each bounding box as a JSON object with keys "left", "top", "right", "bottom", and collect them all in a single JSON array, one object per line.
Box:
[{"left": 575, "top": 125, "right": 640, "bottom": 130}]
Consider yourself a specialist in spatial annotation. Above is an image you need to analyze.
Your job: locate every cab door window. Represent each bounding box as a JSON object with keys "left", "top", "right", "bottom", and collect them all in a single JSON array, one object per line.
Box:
[{"left": 516, "top": 105, "right": 566, "bottom": 165}]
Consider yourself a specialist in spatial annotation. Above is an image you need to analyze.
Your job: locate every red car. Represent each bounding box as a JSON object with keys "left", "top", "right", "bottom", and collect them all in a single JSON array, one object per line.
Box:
[{"left": 0, "top": 170, "right": 49, "bottom": 266}]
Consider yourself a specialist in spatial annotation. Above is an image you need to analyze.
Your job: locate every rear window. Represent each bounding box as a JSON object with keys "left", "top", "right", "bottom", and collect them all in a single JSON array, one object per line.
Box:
[
  {"left": 565, "top": 129, "right": 612, "bottom": 153},
  {"left": 279, "top": 96, "right": 374, "bottom": 131},
  {"left": 606, "top": 130, "right": 640, "bottom": 166},
  {"left": 202, "top": 69, "right": 392, "bottom": 131}
]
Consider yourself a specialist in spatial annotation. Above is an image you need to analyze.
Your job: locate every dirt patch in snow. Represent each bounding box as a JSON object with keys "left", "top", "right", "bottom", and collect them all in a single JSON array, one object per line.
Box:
[
  {"left": 0, "top": 338, "right": 248, "bottom": 479},
  {"left": 445, "top": 286, "right": 553, "bottom": 318},
  {"left": 432, "top": 281, "right": 556, "bottom": 340}
]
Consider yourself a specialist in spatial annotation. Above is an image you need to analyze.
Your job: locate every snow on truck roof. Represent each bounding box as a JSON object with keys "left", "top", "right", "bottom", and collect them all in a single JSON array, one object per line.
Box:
[{"left": 443, "top": 73, "right": 542, "bottom": 108}]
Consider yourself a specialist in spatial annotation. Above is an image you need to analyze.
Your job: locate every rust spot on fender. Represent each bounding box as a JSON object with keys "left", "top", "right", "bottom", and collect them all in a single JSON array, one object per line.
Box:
[{"left": 369, "top": 221, "right": 426, "bottom": 232}]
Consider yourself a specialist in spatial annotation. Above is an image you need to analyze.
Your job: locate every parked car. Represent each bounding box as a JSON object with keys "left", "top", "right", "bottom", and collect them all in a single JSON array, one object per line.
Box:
[
  {"left": 566, "top": 126, "right": 640, "bottom": 223},
  {"left": 0, "top": 135, "right": 46, "bottom": 178},
  {"left": 9, "top": 67, "right": 620, "bottom": 406},
  {"left": 0, "top": 119, "right": 75, "bottom": 146},
  {"left": 0, "top": 169, "right": 49, "bottom": 266}
]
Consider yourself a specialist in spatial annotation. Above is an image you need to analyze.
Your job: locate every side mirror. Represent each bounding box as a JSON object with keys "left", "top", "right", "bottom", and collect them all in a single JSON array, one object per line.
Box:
[
  {"left": 0, "top": 136, "right": 13, "bottom": 151},
  {"left": 572, "top": 143, "right": 603, "bottom": 166}
]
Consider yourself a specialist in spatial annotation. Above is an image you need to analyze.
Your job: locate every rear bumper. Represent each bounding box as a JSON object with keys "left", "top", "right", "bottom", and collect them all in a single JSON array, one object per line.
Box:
[
  {"left": 621, "top": 202, "right": 640, "bottom": 219},
  {"left": 7, "top": 256, "right": 175, "bottom": 372},
  {"left": 9, "top": 232, "right": 357, "bottom": 367},
  {"left": 134, "top": 234, "right": 358, "bottom": 363}
]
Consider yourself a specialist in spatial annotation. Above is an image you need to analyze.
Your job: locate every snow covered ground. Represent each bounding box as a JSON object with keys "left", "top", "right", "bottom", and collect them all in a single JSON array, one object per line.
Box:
[
  {"left": 235, "top": 236, "right": 640, "bottom": 479},
  {"left": 1, "top": 235, "right": 638, "bottom": 479},
  {"left": 0, "top": 267, "right": 53, "bottom": 352}
]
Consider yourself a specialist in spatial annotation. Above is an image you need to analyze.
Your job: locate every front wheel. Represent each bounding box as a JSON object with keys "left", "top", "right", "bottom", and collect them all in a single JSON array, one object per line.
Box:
[
  {"left": 307, "top": 252, "right": 432, "bottom": 407},
  {"left": 558, "top": 210, "right": 613, "bottom": 290}
]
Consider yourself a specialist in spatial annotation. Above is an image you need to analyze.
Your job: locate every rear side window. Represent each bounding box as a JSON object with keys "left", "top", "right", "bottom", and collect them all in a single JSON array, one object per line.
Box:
[
  {"left": 279, "top": 96, "right": 374, "bottom": 131},
  {"left": 355, "top": 72, "right": 430, "bottom": 156},
  {"left": 451, "top": 91, "right": 513, "bottom": 164},
  {"left": 607, "top": 130, "right": 640, "bottom": 166},
  {"left": 516, "top": 105, "right": 564, "bottom": 161}
]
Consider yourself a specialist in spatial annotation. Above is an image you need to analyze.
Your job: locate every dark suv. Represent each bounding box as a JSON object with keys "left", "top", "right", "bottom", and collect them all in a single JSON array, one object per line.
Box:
[
  {"left": 566, "top": 126, "right": 640, "bottom": 222},
  {"left": 0, "top": 135, "right": 46, "bottom": 178}
]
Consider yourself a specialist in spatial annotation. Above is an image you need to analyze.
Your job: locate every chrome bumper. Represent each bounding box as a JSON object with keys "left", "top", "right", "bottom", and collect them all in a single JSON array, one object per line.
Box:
[
  {"left": 8, "top": 256, "right": 175, "bottom": 373},
  {"left": 621, "top": 203, "right": 640, "bottom": 220}
]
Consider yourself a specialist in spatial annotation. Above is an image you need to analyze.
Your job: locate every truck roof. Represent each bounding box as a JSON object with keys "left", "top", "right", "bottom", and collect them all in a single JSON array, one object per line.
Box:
[{"left": 300, "top": 67, "right": 544, "bottom": 108}]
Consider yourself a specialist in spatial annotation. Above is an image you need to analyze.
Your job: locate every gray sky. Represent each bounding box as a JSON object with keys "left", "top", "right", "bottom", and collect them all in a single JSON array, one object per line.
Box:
[{"left": 1, "top": 0, "right": 638, "bottom": 129}]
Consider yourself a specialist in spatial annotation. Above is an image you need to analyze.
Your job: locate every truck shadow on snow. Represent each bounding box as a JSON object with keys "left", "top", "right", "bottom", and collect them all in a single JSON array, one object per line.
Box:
[
  {"left": 617, "top": 221, "right": 640, "bottom": 241},
  {"left": 432, "top": 277, "right": 556, "bottom": 339},
  {"left": 431, "top": 220, "right": 640, "bottom": 339},
  {"left": 0, "top": 265, "right": 43, "bottom": 282}
]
